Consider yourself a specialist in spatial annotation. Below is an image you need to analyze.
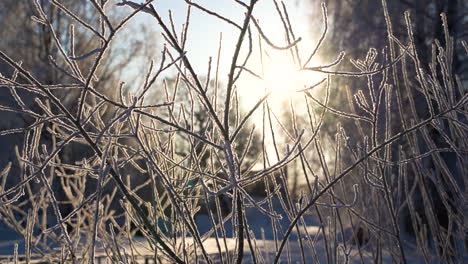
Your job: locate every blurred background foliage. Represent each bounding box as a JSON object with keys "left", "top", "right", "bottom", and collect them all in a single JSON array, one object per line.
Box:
[{"left": 0, "top": 0, "right": 466, "bottom": 261}]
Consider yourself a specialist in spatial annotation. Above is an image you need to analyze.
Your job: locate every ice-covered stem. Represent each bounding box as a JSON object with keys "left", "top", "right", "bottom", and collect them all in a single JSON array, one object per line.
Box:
[
  {"left": 90, "top": 140, "right": 112, "bottom": 264},
  {"left": 223, "top": 140, "right": 244, "bottom": 263},
  {"left": 234, "top": 190, "right": 245, "bottom": 264},
  {"left": 224, "top": 0, "right": 257, "bottom": 138}
]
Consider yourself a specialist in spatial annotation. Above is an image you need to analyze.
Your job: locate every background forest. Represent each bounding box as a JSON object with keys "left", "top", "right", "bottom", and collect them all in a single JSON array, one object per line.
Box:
[{"left": 0, "top": 0, "right": 467, "bottom": 263}]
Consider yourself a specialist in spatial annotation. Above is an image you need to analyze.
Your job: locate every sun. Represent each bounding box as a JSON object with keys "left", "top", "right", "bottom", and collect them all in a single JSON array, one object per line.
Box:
[
  {"left": 262, "top": 56, "right": 304, "bottom": 96},
  {"left": 260, "top": 51, "right": 322, "bottom": 101},
  {"left": 238, "top": 50, "right": 324, "bottom": 114}
]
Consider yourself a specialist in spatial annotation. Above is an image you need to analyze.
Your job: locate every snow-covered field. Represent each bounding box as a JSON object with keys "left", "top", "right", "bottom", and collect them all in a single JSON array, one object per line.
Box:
[{"left": 1, "top": 197, "right": 466, "bottom": 263}]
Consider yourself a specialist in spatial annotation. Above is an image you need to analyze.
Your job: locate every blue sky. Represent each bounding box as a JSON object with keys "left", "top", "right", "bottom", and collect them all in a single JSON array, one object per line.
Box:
[
  {"left": 129, "top": 0, "right": 317, "bottom": 80},
  {"left": 116, "top": 1, "right": 327, "bottom": 146},
  {"left": 115, "top": 0, "right": 328, "bottom": 128},
  {"left": 115, "top": 0, "right": 327, "bottom": 166}
]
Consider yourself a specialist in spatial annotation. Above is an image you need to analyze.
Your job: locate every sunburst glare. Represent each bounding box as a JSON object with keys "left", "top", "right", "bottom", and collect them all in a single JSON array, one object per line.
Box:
[
  {"left": 262, "top": 54, "right": 304, "bottom": 96},
  {"left": 239, "top": 49, "right": 323, "bottom": 110}
]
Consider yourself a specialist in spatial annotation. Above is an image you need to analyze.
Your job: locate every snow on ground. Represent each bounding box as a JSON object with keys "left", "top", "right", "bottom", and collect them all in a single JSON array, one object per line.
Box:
[
  {"left": 127, "top": 233, "right": 384, "bottom": 263},
  {"left": 2, "top": 196, "right": 466, "bottom": 263},
  {"left": 0, "top": 224, "right": 22, "bottom": 255}
]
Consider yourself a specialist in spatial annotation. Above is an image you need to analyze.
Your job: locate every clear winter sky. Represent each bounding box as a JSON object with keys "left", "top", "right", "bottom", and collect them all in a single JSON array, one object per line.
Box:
[
  {"left": 123, "top": 0, "right": 325, "bottom": 106},
  {"left": 148, "top": 0, "right": 315, "bottom": 75}
]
